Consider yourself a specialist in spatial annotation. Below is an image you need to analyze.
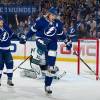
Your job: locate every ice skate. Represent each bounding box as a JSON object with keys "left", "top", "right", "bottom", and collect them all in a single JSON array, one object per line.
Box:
[
  {"left": 45, "top": 86, "right": 52, "bottom": 94},
  {"left": 7, "top": 80, "right": 14, "bottom": 86}
]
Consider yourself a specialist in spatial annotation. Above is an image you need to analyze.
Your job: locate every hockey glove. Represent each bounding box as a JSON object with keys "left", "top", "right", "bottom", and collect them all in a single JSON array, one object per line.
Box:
[
  {"left": 19, "top": 33, "right": 26, "bottom": 44},
  {"left": 36, "top": 38, "right": 48, "bottom": 52},
  {"left": 66, "top": 40, "right": 72, "bottom": 50},
  {"left": 64, "top": 36, "right": 72, "bottom": 50}
]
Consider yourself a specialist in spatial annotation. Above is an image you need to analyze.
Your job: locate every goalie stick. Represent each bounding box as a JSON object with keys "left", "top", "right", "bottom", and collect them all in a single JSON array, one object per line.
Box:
[
  {"left": 73, "top": 51, "right": 100, "bottom": 79},
  {"left": 3, "top": 55, "right": 31, "bottom": 74},
  {"left": 54, "top": 71, "right": 66, "bottom": 80},
  {"left": 22, "top": 70, "right": 67, "bottom": 80}
]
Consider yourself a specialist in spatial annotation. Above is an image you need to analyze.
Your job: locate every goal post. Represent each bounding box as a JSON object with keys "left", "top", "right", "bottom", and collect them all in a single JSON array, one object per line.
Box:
[{"left": 77, "top": 38, "right": 99, "bottom": 80}]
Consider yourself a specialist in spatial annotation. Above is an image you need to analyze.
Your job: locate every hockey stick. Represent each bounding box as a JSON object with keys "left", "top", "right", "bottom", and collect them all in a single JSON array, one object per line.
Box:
[
  {"left": 55, "top": 71, "right": 66, "bottom": 80},
  {"left": 3, "top": 55, "right": 31, "bottom": 74},
  {"left": 73, "top": 51, "right": 97, "bottom": 76},
  {"left": 15, "top": 48, "right": 39, "bottom": 75}
]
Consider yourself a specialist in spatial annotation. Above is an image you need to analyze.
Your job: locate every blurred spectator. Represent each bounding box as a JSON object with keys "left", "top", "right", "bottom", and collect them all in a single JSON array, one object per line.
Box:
[
  {"left": 0, "top": 0, "right": 100, "bottom": 40},
  {"left": 66, "top": 17, "right": 78, "bottom": 42},
  {"left": 87, "top": 16, "right": 96, "bottom": 37},
  {"left": 15, "top": 14, "right": 24, "bottom": 34}
]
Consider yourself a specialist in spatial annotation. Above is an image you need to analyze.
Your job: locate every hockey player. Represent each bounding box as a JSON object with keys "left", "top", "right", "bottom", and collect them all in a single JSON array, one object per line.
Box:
[
  {"left": 21, "top": 7, "right": 72, "bottom": 94},
  {"left": 0, "top": 16, "right": 15, "bottom": 86}
]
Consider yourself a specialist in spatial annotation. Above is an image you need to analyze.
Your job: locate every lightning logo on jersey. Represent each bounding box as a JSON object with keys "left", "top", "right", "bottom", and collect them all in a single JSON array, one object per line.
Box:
[
  {"left": 0, "top": 23, "right": 14, "bottom": 48},
  {"left": 0, "top": 31, "right": 9, "bottom": 42},
  {"left": 27, "top": 17, "right": 66, "bottom": 41},
  {"left": 44, "top": 25, "right": 56, "bottom": 37}
]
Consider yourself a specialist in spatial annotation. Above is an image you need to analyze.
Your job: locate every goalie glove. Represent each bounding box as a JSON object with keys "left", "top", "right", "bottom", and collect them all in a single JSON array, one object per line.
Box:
[{"left": 64, "top": 36, "right": 72, "bottom": 50}]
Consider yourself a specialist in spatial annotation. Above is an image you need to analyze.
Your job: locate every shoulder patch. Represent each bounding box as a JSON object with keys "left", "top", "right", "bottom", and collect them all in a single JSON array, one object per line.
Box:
[{"left": 36, "top": 17, "right": 40, "bottom": 21}]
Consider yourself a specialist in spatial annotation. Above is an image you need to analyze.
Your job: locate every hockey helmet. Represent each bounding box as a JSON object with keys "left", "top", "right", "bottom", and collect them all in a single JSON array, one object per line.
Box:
[{"left": 48, "top": 7, "right": 58, "bottom": 16}]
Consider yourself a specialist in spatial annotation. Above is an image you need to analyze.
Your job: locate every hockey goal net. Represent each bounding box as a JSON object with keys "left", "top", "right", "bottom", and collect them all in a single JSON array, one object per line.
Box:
[{"left": 77, "top": 38, "right": 99, "bottom": 80}]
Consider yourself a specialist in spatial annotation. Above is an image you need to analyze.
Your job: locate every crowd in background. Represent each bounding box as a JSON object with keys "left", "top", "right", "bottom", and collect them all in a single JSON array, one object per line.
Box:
[{"left": 0, "top": 0, "right": 100, "bottom": 41}]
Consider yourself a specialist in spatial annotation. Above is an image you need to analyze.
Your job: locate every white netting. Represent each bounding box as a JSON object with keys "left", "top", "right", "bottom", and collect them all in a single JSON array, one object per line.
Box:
[{"left": 77, "top": 38, "right": 99, "bottom": 80}]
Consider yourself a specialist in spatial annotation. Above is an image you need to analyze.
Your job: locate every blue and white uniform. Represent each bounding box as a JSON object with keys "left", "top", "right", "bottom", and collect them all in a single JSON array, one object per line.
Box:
[
  {"left": 0, "top": 17, "right": 14, "bottom": 80},
  {"left": 67, "top": 24, "right": 78, "bottom": 42},
  {"left": 26, "top": 15, "right": 66, "bottom": 88},
  {"left": 26, "top": 7, "right": 71, "bottom": 93}
]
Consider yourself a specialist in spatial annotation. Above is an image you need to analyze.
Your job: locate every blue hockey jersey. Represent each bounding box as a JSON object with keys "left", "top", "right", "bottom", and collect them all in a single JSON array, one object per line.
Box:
[
  {"left": 26, "top": 16, "right": 66, "bottom": 41},
  {"left": 0, "top": 23, "right": 14, "bottom": 48}
]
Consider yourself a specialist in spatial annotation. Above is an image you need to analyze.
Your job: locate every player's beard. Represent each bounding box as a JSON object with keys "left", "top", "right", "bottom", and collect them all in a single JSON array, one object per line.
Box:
[{"left": 0, "top": 20, "right": 3, "bottom": 28}]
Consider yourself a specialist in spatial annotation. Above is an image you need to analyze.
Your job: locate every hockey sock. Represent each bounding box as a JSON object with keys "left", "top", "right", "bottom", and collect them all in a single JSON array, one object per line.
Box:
[
  {"left": 7, "top": 73, "right": 13, "bottom": 80},
  {"left": 45, "top": 76, "right": 53, "bottom": 86}
]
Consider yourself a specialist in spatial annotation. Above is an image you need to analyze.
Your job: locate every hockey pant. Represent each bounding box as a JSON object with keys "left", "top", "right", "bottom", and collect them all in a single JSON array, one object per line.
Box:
[
  {"left": 0, "top": 49, "right": 13, "bottom": 80},
  {"left": 36, "top": 39, "right": 57, "bottom": 87}
]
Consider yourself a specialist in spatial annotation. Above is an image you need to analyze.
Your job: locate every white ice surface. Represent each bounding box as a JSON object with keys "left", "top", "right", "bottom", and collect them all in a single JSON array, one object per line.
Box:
[{"left": 0, "top": 60, "right": 100, "bottom": 100}]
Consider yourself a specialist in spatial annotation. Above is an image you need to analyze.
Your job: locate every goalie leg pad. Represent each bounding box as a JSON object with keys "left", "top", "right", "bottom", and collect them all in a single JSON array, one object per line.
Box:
[{"left": 20, "top": 69, "right": 37, "bottom": 79}]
